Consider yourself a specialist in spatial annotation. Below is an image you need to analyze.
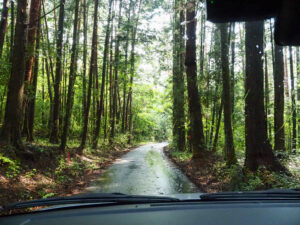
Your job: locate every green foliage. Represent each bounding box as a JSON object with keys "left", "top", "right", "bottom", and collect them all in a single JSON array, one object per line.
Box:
[
  {"left": 54, "top": 158, "right": 87, "bottom": 184},
  {"left": 41, "top": 192, "right": 57, "bottom": 199},
  {"left": 170, "top": 150, "right": 193, "bottom": 162},
  {"left": 25, "top": 169, "right": 37, "bottom": 179},
  {"left": 215, "top": 163, "right": 300, "bottom": 191},
  {"left": 0, "top": 153, "right": 20, "bottom": 178}
]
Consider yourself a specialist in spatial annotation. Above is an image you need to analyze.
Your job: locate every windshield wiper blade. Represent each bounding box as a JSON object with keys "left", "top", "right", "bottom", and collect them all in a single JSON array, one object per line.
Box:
[
  {"left": 1, "top": 193, "right": 180, "bottom": 213},
  {"left": 200, "top": 189, "right": 300, "bottom": 201}
]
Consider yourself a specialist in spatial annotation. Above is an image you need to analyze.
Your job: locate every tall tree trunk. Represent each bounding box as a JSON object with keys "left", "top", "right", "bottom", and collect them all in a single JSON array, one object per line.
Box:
[
  {"left": 264, "top": 50, "right": 272, "bottom": 140},
  {"left": 212, "top": 99, "right": 223, "bottom": 152},
  {"left": 219, "top": 23, "right": 236, "bottom": 165},
  {"left": 289, "top": 46, "right": 296, "bottom": 150},
  {"left": 274, "top": 44, "right": 285, "bottom": 151},
  {"left": 199, "top": 8, "right": 205, "bottom": 79},
  {"left": 244, "top": 21, "right": 285, "bottom": 172},
  {"left": 283, "top": 49, "right": 289, "bottom": 98},
  {"left": 9, "top": 0, "right": 14, "bottom": 61},
  {"left": 80, "top": 0, "right": 99, "bottom": 150},
  {"left": 50, "top": 0, "right": 65, "bottom": 143},
  {"left": 110, "top": 0, "right": 122, "bottom": 140},
  {"left": 82, "top": 0, "right": 88, "bottom": 119},
  {"left": 127, "top": 0, "right": 142, "bottom": 144},
  {"left": 0, "top": 0, "right": 28, "bottom": 148},
  {"left": 121, "top": 0, "right": 132, "bottom": 133},
  {"left": 297, "top": 47, "right": 300, "bottom": 147},
  {"left": 172, "top": 0, "right": 185, "bottom": 151},
  {"left": 42, "top": 0, "right": 55, "bottom": 85},
  {"left": 92, "top": 0, "right": 113, "bottom": 149},
  {"left": 185, "top": 0, "right": 205, "bottom": 158},
  {"left": 0, "top": 0, "right": 10, "bottom": 58},
  {"left": 23, "top": 0, "right": 41, "bottom": 140},
  {"left": 230, "top": 23, "right": 235, "bottom": 117},
  {"left": 61, "top": 0, "right": 80, "bottom": 151},
  {"left": 26, "top": 19, "right": 41, "bottom": 142}
]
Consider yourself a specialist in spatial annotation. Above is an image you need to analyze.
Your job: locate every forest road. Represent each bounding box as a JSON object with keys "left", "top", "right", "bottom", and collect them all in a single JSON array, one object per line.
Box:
[{"left": 85, "top": 143, "right": 199, "bottom": 195}]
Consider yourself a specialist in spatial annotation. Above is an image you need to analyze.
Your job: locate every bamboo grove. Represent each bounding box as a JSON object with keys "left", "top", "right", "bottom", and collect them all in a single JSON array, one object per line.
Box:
[{"left": 172, "top": 1, "right": 300, "bottom": 172}]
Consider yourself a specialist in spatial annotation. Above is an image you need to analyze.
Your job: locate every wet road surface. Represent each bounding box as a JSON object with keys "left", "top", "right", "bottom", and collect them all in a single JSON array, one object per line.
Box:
[{"left": 86, "top": 143, "right": 199, "bottom": 195}]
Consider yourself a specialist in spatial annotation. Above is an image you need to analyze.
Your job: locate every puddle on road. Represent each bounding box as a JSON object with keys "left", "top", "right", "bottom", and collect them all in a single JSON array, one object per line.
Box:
[{"left": 85, "top": 143, "right": 199, "bottom": 195}]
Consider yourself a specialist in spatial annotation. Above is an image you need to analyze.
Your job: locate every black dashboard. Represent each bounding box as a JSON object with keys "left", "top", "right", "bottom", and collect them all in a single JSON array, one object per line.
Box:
[{"left": 1, "top": 201, "right": 300, "bottom": 225}]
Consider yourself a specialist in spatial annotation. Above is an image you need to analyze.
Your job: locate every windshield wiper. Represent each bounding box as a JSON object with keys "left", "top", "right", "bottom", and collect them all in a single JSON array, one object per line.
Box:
[
  {"left": 0, "top": 193, "right": 180, "bottom": 213},
  {"left": 200, "top": 189, "right": 300, "bottom": 201}
]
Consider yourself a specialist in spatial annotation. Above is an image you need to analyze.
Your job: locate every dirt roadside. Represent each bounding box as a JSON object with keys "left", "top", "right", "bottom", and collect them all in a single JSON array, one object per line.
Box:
[{"left": 0, "top": 144, "right": 139, "bottom": 206}]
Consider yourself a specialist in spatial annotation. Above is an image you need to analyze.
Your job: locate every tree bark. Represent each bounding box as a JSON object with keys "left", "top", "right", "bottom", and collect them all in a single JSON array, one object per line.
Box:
[
  {"left": 172, "top": 0, "right": 185, "bottom": 151},
  {"left": 92, "top": 0, "right": 113, "bottom": 148},
  {"left": 264, "top": 50, "right": 272, "bottom": 140},
  {"left": 82, "top": 0, "right": 88, "bottom": 120},
  {"left": 244, "top": 21, "right": 285, "bottom": 172},
  {"left": 289, "top": 46, "right": 296, "bottom": 150},
  {"left": 212, "top": 99, "right": 223, "bottom": 152},
  {"left": 0, "top": 0, "right": 10, "bottom": 58},
  {"left": 121, "top": 0, "right": 132, "bottom": 133},
  {"left": 274, "top": 44, "right": 285, "bottom": 151},
  {"left": 50, "top": 0, "right": 65, "bottom": 143},
  {"left": 61, "top": 0, "right": 80, "bottom": 151},
  {"left": 127, "top": 0, "right": 142, "bottom": 144},
  {"left": 230, "top": 23, "right": 235, "bottom": 117},
  {"left": 80, "top": 0, "right": 99, "bottom": 150},
  {"left": 185, "top": 0, "right": 205, "bottom": 158},
  {"left": 110, "top": 0, "right": 122, "bottom": 140},
  {"left": 219, "top": 23, "right": 236, "bottom": 165},
  {"left": 1, "top": 0, "right": 28, "bottom": 148},
  {"left": 296, "top": 47, "right": 300, "bottom": 147},
  {"left": 22, "top": 0, "right": 41, "bottom": 140}
]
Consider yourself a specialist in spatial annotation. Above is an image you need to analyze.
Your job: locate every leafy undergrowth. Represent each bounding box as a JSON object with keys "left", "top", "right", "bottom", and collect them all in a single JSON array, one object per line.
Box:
[
  {"left": 0, "top": 134, "right": 137, "bottom": 206},
  {"left": 164, "top": 147, "right": 300, "bottom": 193}
]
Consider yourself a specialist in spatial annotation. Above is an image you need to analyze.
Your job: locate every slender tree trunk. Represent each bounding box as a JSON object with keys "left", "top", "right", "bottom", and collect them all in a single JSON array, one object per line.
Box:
[
  {"left": 212, "top": 99, "right": 223, "bottom": 152},
  {"left": 185, "top": 0, "right": 205, "bottom": 158},
  {"left": 9, "top": 0, "right": 14, "bottom": 61},
  {"left": 199, "top": 9, "right": 205, "bottom": 79},
  {"left": 219, "top": 23, "right": 236, "bottom": 165},
  {"left": 127, "top": 0, "right": 142, "bottom": 144},
  {"left": 1, "top": 0, "right": 28, "bottom": 148},
  {"left": 26, "top": 19, "right": 41, "bottom": 142},
  {"left": 121, "top": 0, "right": 132, "bottom": 133},
  {"left": 23, "top": 0, "right": 41, "bottom": 140},
  {"left": 296, "top": 48, "right": 300, "bottom": 147},
  {"left": 289, "top": 46, "right": 296, "bottom": 150},
  {"left": 80, "top": 0, "right": 99, "bottom": 150},
  {"left": 0, "top": 0, "right": 10, "bottom": 58},
  {"left": 230, "top": 23, "right": 235, "bottom": 117},
  {"left": 42, "top": 0, "right": 55, "bottom": 85},
  {"left": 264, "top": 50, "right": 272, "bottom": 140},
  {"left": 82, "top": 0, "right": 88, "bottom": 119},
  {"left": 50, "top": 0, "right": 65, "bottom": 143},
  {"left": 61, "top": 0, "right": 80, "bottom": 151},
  {"left": 110, "top": 0, "right": 122, "bottom": 140},
  {"left": 41, "top": 59, "right": 45, "bottom": 124},
  {"left": 172, "top": 0, "right": 185, "bottom": 151},
  {"left": 283, "top": 49, "right": 290, "bottom": 98},
  {"left": 92, "top": 0, "right": 113, "bottom": 148},
  {"left": 274, "top": 44, "right": 285, "bottom": 151},
  {"left": 244, "top": 21, "right": 285, "bottom": 172}
]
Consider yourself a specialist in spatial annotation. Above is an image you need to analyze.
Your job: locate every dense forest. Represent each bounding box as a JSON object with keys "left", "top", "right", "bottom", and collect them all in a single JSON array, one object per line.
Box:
[{"left": 0, "top": 0, "right": 300, "bottom": 204}]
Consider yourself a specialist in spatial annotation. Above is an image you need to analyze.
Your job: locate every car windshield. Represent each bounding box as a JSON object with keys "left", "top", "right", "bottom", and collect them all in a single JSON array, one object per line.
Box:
[{"left": 0, "top": 0, "right": 299, "bottom": 211}]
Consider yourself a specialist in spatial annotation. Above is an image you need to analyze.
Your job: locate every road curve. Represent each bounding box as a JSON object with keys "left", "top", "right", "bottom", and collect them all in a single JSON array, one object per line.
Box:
[{"left": 85, "top": 143, "right": 199, "bottom": 195}]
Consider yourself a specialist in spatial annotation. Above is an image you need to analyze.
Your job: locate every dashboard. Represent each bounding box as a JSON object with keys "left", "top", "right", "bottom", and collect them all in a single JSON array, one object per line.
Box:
[{"left": 1, "top": 201, "right": 300, "bottom": 225}]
